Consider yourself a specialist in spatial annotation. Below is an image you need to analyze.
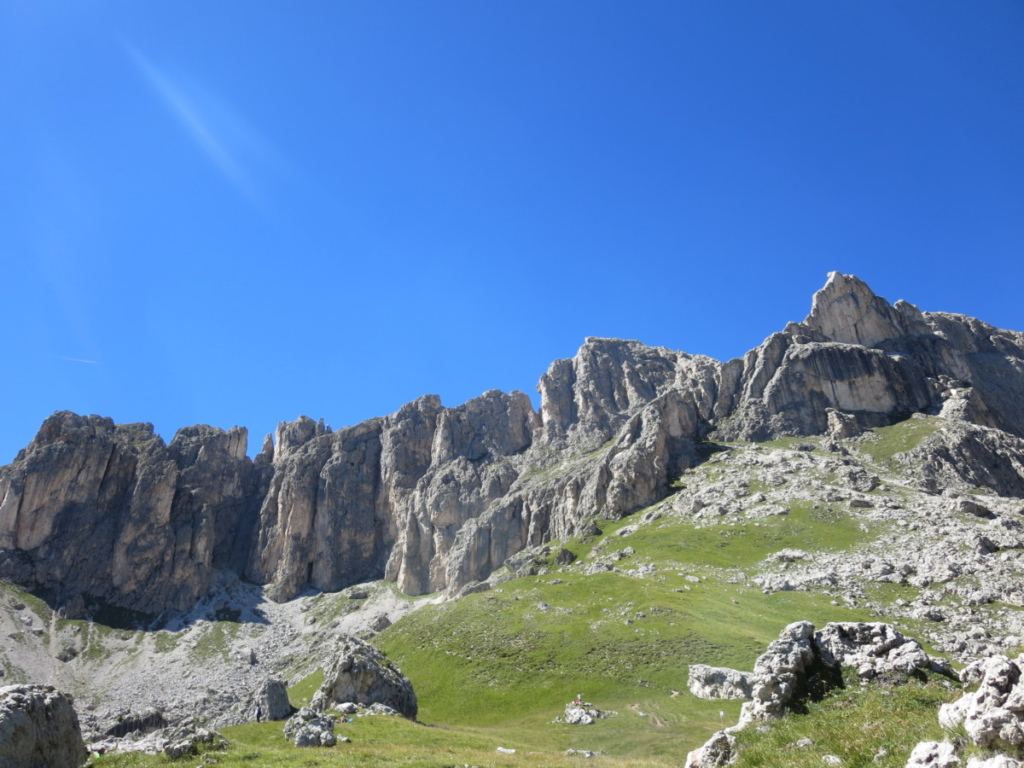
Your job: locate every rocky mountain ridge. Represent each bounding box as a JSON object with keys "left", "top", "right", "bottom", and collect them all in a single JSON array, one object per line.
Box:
[
  {"left": 2, "top": 272, "right": 1024, "bottom": 617},
  {"left": 2, "top": 394, "right": 1024, "bottom": 750}
]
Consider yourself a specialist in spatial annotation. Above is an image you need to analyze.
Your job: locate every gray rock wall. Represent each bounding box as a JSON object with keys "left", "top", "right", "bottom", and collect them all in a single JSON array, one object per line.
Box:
[
  {"left": 0, "top": 415, "right": 262, "bottom": 615},
  {"left": 4, "top": 272, "right": 1024, "bottom": 612},
  {"left": 311, "top": 635, "right": 417, "bottom": 719}
]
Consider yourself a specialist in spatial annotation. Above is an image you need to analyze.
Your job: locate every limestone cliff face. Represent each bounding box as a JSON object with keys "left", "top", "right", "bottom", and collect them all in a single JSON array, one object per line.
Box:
[
  {"left": 0, "top": 414, "right": 262, "bottom": 615},
  {"left": 3, "top": 272, "right": 1024, "bottom": 612},
  {"left": 717, "top": 272, "right": 1024, "bottom": 441},
  {"left": 247, "top": 390, "right": 538, "bottom": 601}
]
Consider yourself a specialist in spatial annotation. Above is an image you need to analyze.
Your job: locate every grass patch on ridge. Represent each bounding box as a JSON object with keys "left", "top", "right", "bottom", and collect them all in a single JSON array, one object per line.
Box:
[
  {"left": 732, "top": 672, "right": 959, "bottom": 768},
  {"left": 857, "top": 416, "right": 943, "bottom": 462},
  {"left": 599, "top": 501, "right": 868, "bottom": 571}
]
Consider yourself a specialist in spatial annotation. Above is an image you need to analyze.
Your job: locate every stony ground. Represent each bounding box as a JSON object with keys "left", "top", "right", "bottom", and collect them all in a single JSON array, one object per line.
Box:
[{"left": 0, "top": 574, "right": 439, "bottom": 737}]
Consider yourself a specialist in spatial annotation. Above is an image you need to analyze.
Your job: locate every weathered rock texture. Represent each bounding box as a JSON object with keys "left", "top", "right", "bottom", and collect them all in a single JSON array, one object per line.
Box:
[
  {"left": 687, "top": 664, "right": 753, "bottom": 700},
  {"left": 0, "top": 416, "right": 264, "bottom": 615},
  {"left": 939, "top": 654, "right": 1024, "bottom": 751},
  {"left": 905, "top": 740, "right": 961, "bottom": 768},
  {"left": 96, "top": 723, "right": 224, "bottom": 760},
  {"left": 251, "top": 678, "right": 294, "bottom": 722},
  {"left": 3, "top": 272, "right": 1024, "bottom": 613},
  {"left": 284, "top": 708, "right": 337, "bottom": 748},
  {"left": 685, "top": 729, "right": 737, "bottom": 768},
  {"left": 310, "top": 635, "right": 417, "bottom": 719},
  {"left": 0, "top": 684, "right": 87, "bottom": 768}
]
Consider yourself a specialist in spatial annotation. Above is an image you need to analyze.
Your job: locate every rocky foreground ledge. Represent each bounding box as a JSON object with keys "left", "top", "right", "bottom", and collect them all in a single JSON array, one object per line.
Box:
[
  {"left": 0, "top": 632, "right": 419, "bottom": 765},
  {"left": 684, "top": 620, "right": 1024, "bottom": 768},
  {"left": 0, "top": 684, "right": 87, "bottom": 768},
  {"left": 686, "top": 620, "right": 944, "bottom": 766}
]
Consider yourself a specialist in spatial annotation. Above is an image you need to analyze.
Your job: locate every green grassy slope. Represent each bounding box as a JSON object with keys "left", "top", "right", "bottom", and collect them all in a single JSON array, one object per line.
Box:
[
  {"left": 375, "top": 568, "right": 873, "bottom": 762},
  {"left": 732, "top": 672, "right": 959, "bottom": 768},
  {"left": 87, "top": 419, "right": 983, "bottom": 767}
]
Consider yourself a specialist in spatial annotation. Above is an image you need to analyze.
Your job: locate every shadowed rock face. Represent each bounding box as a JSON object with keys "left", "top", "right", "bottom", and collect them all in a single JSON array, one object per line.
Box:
[
  {"left": 0, "top": 415, "right": 263, "bottom": 614},
  {"left": 4, "top": 272, "right": 1024, "bottom": 613}
]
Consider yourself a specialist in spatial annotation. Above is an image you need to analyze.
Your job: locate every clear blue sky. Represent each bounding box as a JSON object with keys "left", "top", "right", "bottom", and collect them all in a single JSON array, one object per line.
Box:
[{"left": 2, "top": 1, "right": 1023, "bottom": 462}]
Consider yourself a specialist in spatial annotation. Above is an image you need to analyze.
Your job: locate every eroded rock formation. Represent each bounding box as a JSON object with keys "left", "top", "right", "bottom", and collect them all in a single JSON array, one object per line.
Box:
[
  {"left": 3, "top": 272, "right": 1024, "bottom": 613},
  {"left": 686, "top": 621, "right": 943, "bottom": 767},
  {"left": 310, "top": 635, "right": 417, "bottom": 719}
]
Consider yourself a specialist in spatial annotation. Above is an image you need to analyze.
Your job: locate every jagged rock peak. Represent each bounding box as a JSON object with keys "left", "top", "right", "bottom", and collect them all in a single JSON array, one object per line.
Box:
[
  {"left": 16, "top": 411, "right": 163, "bottom": 461},
  {"left": 538, "top": 336, "right": 720, "bottom": 449},
  {"left": 803, "top": 271, "right": 930, "bottom": 347},
  {"left": 0, "top": 412, "right": 264, "bottom": 615},
  {"left": 273, "top": 415, "right": 333, "bottom": 463}
]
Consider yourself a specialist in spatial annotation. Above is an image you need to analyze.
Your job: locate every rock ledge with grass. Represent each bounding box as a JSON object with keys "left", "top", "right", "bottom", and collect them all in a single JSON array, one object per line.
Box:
[{"left": 686, "top": 620, "right": 944, "bottom": 767}]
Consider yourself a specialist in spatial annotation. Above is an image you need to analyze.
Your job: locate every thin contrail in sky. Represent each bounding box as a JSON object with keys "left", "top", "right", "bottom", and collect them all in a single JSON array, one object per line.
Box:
[
  {"left": 54, "top": 356, "right": 98, "bottom": 365},
  {"left": 124, "top": 44, "right": 270, "bottom": 207}
]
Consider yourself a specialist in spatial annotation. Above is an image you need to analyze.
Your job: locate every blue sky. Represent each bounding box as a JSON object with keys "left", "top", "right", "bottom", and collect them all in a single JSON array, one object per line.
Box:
[{"left": 2, "top": 2, "right": 1023, "bottom": 462}]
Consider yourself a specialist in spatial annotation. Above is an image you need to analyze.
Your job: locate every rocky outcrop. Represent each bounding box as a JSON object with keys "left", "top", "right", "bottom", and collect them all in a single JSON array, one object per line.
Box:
[
  {"left": 0, "top": 684, "right": 87, "bottom": 768},
  {"left": 734, "top": 621, "right": 933, "bottom": 724},
  {"left": 0, "top": 414, "right": 264, "bottom": 616},
  {"left": 900, "top": 421, "right": 1024, "bottom": 498},
  {"left": 688, "top": 621, "right": 943, "bottom": 767},
  {"left": 814, "top": 622, "right": 931, "bottom": 679},
  {"left": 687, "top": 664, "right": 753, "bottom": 700},
  {"left": 905, "top": 651, "right": 1024, "bottom": 768},
  {"left": 251, "top": 678, "right": 294, "bottom": 722},
  {"left": 966, "top": 757, "right": 1023, "bottom": 768},
  {"left": 102, "top": 708, "right": 166, "bottom": 738},
  {"left": 716, "top": 272, "right": 1024, "bottom": 442},
  {"left": 284, "top": 708, "right": 338, "bottom": 748},
  {"left": 538, "top": 338, "right": 721, "bottom": 451},
  {"left": 92, "top": 722, "right": 225, "bottom": 759},
  {"left": 310, "top": 635, "right": 417, "bottom": 719},
  {"left": 740, "top": 620, "right": 821, "bottom": 723},
  {"left": 905, "top": 740, "right": 960, "bottom": 768},
  {"left": 685, "top": 729, "right": 737, "bottom": 768},
  {"left": 939, "top": 654, "right": 1024, "bottom": 751},
  {"left": 902, "top": 652, "right": 1024, "bottom": 767},
  {"left": 556, "top": 699, "right": 613, "bottom": 726},
  {"left": 248, "top": 390, "right": 539, "bottom": 601},
  {"left": 4, "top": 272, "right": 1024, "bottom": 612}
]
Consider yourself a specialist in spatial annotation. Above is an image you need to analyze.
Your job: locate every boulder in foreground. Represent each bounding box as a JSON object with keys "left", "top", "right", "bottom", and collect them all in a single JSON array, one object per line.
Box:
[
  {"left": 0, "top": 684, "right": 87, "bottom": 768},
  {"left": 310, "top": 635, "right": 418, "bottom": 719}
]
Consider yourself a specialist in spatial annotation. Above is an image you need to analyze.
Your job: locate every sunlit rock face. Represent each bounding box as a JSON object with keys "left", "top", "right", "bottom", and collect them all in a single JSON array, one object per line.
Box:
[
  {"left": 715, "top": 271, "right": 1024, "bottom": 441},
  {"left": 0, "top": 684, "right": 87, "bottom": 768},
  {"left": 4, "top": 272, "right": 1024, "bottom": 611}
]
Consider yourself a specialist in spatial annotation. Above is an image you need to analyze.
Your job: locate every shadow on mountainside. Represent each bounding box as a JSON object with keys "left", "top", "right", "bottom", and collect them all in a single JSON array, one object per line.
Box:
[{"left": 32, "top": 573, "right": 275, "bottom": 631}]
